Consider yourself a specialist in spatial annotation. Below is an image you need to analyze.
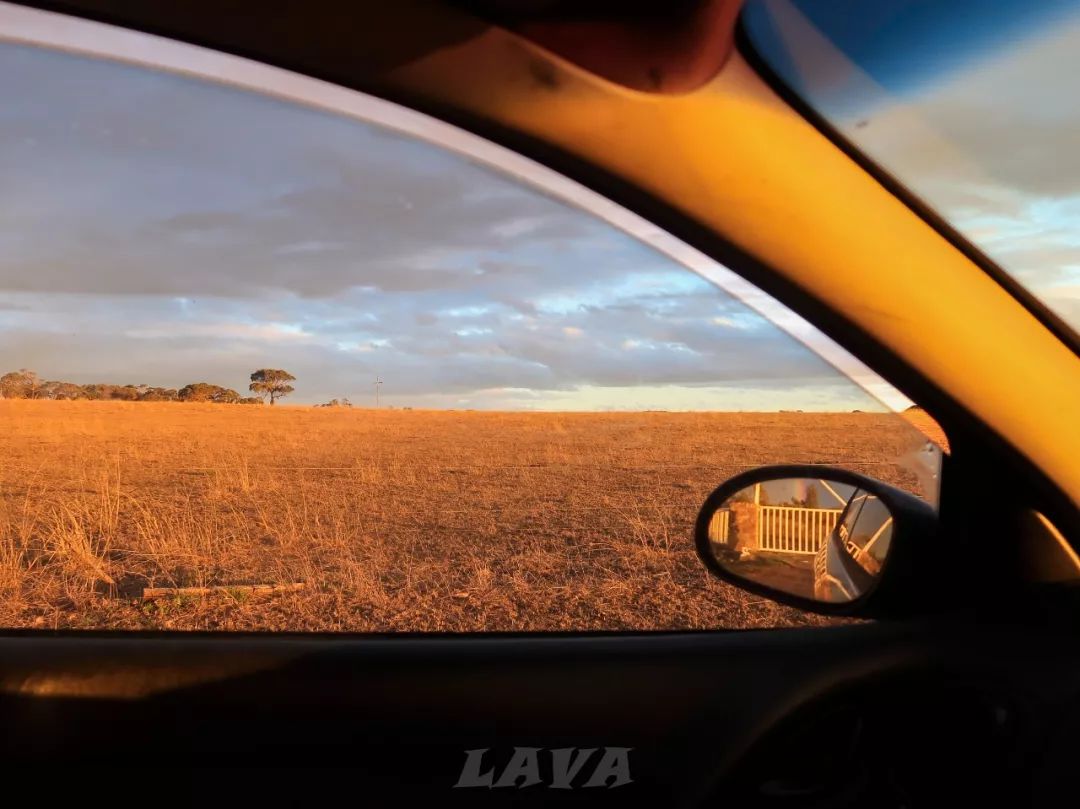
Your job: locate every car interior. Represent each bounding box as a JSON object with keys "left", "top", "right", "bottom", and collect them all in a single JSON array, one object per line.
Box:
[{"left": 1, "top": 1, "right": 1078, "bottom": 806}]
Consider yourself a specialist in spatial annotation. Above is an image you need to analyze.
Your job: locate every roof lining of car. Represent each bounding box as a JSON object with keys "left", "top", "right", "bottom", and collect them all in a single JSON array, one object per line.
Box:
[
  {"left": 4, "top": 0, "right": 489, "bottom": 80},
  {"left": 459, "top": 0, "right": 744, "bottom": 94}
]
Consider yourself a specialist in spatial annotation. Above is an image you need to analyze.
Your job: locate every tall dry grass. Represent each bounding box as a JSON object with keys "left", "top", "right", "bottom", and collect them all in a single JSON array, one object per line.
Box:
[{"left": 0, "top": 400, "right": 935, "bottom": 631}]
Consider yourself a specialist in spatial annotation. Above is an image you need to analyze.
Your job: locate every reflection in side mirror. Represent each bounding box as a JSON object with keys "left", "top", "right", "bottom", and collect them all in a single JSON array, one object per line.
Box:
[{"left": 700, "top": 475, "right": 894, "bottom": 604}]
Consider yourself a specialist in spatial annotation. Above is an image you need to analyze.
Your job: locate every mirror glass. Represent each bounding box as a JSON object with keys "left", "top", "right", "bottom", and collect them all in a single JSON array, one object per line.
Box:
[{"left": 702, "top": 477, "right": 894, "bottom": 603}]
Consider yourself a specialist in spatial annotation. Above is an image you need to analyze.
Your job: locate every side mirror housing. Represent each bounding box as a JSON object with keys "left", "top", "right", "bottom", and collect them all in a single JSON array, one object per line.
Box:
[{"left": 695, "top": 465, "right": 940, "bottom": 618}]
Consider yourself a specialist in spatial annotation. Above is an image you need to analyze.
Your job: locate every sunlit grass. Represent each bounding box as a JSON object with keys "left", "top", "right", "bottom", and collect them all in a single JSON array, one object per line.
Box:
[{"left": 0, "top": 400, "right": 933, "bottom": 631}]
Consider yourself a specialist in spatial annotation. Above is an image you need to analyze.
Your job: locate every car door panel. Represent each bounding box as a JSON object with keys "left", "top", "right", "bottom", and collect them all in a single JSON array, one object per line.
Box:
[{"left": 1, "top": 621, "right": 1078, "bottom": 805}]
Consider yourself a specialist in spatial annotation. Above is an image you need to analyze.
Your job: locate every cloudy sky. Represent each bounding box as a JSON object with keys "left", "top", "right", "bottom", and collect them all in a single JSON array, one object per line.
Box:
[
  {"left": 0, "top": 40, "right": 887, "bottom": 411},
  {"left": 746, "top": 0, "right": 1080, "bottom": 331}
]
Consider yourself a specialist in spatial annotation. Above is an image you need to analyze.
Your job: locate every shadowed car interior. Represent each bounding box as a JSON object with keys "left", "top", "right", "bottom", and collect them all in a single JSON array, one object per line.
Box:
[{"left": 0, "top": 0, "right": 1078, "bottom": 805}]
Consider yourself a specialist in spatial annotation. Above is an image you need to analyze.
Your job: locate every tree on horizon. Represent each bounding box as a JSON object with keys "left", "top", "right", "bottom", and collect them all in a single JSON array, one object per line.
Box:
[
  {"left": 249, "top": 369, "right": 296, "bottom": 405},
  {"left": 0, "top": 369, "right": 41, "bottom": 399},
  {"left": 178, "top": 382, "right": 242, "bottom": 403}
]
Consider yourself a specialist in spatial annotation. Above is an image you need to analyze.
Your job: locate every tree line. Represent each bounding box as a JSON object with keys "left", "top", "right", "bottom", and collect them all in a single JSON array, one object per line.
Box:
[{"left": 0, "top": 368, "right": 296, "bottom": 405}]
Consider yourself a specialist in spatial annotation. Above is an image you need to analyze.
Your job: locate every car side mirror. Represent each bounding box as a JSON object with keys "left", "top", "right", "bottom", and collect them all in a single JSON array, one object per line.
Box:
[{"left": 695, "top": 465, "right": 939, "bottom": 617}]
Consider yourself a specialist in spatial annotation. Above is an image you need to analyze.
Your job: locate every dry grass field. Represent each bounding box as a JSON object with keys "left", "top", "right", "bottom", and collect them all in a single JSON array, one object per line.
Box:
[{"left": 0, "top": 400, "right": 939, "bottom": 632}]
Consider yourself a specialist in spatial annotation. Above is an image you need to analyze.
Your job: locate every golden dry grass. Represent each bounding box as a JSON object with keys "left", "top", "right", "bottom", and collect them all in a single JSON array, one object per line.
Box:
[{"left": 0, "top": 400, "right": 936, "bottom": 631}]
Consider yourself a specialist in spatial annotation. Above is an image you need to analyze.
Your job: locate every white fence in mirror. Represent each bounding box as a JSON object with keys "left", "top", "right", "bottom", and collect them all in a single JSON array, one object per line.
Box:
[{"left": 709, "top": 505, "right": 843, "bottom": 555}]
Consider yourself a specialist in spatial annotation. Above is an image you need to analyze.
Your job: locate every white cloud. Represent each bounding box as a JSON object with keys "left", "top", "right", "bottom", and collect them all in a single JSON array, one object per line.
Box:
[
  {"left": 0, "top": 39, "right": 898, "bottom": 413},
  {"left": 711, "top": 316, "right": 752, "bottom": 329},
  {"left": 125, "top": 322, "right": 313, "bottom": 342}
]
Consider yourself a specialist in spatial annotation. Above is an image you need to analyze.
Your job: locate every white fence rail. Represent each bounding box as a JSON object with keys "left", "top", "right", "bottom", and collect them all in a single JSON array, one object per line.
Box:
[
  {"left": 708, "top": 509, "right": 730, "bottom": 544},
  {"left": 758, "top": 506, "right": 842, "bottom": 555},
  {"left": 709, "top": 505, "right": 842, "bottom": 555}
]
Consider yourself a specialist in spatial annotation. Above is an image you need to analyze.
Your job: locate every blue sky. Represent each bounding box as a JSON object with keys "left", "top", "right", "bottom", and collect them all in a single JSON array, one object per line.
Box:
[
  {"left": 745, "top": 0, "right": 1080, "bottom": 101},
  {"left": 744, "top": 0, "right": 1080, "bottom": 332},
  {"left": 0, "top": 41, "right": 882, "bottom": 411}
]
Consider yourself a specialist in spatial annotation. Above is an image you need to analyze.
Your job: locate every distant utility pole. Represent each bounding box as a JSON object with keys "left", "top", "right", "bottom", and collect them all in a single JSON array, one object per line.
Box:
[{"left": 375, "top": 376, "right": 383, "bottom": 408}]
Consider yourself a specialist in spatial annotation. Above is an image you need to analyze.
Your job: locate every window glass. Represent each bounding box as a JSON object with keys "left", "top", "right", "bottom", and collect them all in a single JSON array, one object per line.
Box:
[
  {"left": 743, "top": 0, "right": 1080, "bottom": 335},
  {"left": 845, "top": 493, "right": 893, "bottom": 573},
  {"left": 0, "top": 38, "right": 940, "bottom": 631}
]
